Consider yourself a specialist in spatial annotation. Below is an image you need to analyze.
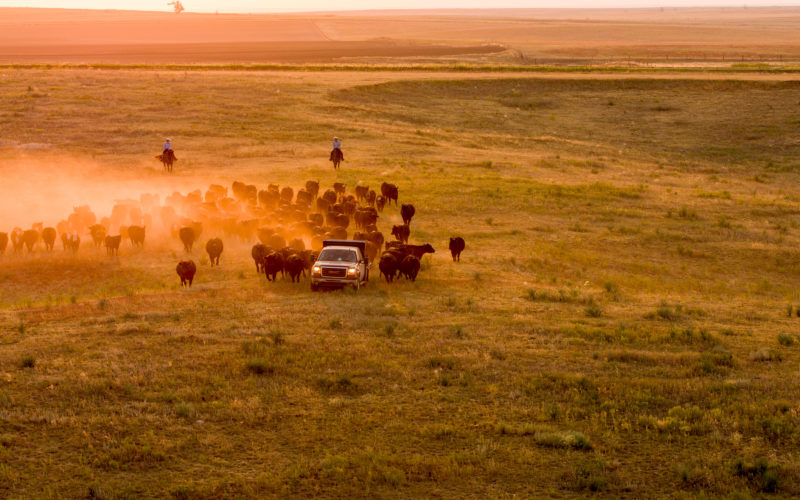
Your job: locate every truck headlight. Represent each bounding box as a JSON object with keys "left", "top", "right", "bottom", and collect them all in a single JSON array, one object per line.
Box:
[
  {"left": 347, "top": 267, "right": 357, "bottom": 277},
  {"left": 312, "top": 266, "right": 321, "bottom": 276}
]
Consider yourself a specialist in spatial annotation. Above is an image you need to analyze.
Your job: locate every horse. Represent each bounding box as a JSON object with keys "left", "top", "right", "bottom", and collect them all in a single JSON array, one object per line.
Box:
[
  {"left": 330, "top": 148, "right": 343, "bottom": 170},
  {"left": 155, "top": 149, "right": 177, "bottom": 173}
]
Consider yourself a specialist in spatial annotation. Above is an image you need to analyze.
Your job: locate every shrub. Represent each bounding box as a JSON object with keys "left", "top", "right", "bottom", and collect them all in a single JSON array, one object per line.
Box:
[
  {"left": 20, "top": 355, "right": 35, "bottom": 369},
  {"left": 563, "top": 458, "right": 608, "bottom": 492},
  {"left": 678, "top": 206, "right": 698, "bottom": 219},
  {"left": 268, "top": 330, "right": 285, "bottom": 345},
  {"left": 749, "top": 348, "right": 782, "bottom": 362},
  {"left": 654, "top": 303, "right": 681, "bottom": 321},
  {"left": 732, "top": 458, "right": 781, "bottom": 493},
  {"left": 603, "top": 281, "right": 619, "bottom": 294},
  {"left": 449, "top": 325, "right": 465, "bottom": 338},
  {"left": 777, "top": 333, "right": 794, "bottom": 346},
  {"left": 489, "top": 349, "right": 506, "bottom": 361},
  {"left": 534, "top": 431, "right": 592, "bottom": 450},
  {"left": 427, "top": 357, "right": 456, "bottom": 370},
  {"left": 696, "top": 349, "right": 734, "bottom": 375},
  {"left": 175, "top": 403, "right": 195, "bottom": 419},
  {"left": 245, "top": 359, "right": 275, "bottom": 375},
  {"left": 316, "top": 375, "right": 357, "bottom": 394},
  {"left": 585, "top": 300, "right": 603, "bottom": 318},
  {"left": 241, "top": 338, "right": 269, "bottom": 356}
]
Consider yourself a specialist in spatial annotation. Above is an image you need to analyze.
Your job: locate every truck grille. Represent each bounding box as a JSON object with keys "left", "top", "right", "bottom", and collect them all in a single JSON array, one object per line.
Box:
[{"left": 321, "top": 267, "right": 347, "bottom": 278}]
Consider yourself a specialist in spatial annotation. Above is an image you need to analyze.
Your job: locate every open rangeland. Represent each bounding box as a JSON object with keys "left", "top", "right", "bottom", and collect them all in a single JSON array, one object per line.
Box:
[{"left": 1, "top": 65, "right": 800, "bottom": 498}]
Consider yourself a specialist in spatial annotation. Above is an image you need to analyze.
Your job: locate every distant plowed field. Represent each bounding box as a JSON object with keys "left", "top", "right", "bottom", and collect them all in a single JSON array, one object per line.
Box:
[{"left": 0, "top": 41, "right": 504, "bottom": 64}]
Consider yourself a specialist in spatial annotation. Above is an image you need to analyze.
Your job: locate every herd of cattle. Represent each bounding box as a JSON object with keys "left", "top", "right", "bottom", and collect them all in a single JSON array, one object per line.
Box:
[{"left": 1, "top": 180, "right": 466, "bottom": 288}]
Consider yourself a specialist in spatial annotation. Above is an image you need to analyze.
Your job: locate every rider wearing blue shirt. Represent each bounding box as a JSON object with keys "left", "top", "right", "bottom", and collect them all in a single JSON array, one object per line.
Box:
[{"left": 330, "top": 136, "right": 343, "bottom": 161}]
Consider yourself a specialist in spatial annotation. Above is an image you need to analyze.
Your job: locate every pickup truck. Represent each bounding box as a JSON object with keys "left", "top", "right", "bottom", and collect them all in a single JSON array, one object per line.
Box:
[{"left": 310, "top": 240, "right": 370, "bottom": 291}]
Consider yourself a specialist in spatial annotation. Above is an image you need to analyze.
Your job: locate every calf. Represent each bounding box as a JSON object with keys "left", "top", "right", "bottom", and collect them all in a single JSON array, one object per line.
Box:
[
  {"left": 252, "top": 243, "right": 269, "bottom": 272},
  {"left": 355, "top": 185, "right": 369, "bottom": 201},
  {"left": 367, "top": 231, "right": 384, "bottom": 253},
  {"left": 42, "top": 227, "right": 56, "bottom": 252},
  {"left": 179, "top": 227, "right": 195, "bottom": 252},
  {"left": 379, "top": 253, "right": 399, "bottom": 283},
  {"left": 405, "top": 243, "right": 435, "bottom": 260},
  {"left": 11, "top": 229, "right": 23, "bottom": 254},
  {"left": 128, "top": 225, "right": 146, "bottom": 247},
  {"left": 206, "top": 238, "right": 223, "bottom": 266},
  {"left": 449, "top": 237, "right": 466, "bottom": 262},
  {"left": 305, "top": 180, "right": 320, "bottom": 199},
  {"left": 322, "top": 189, "right": 337, "bottom": 205},
  {"left": 391, "top": 224, "right": 410, "bottom": 244},
  {"left": 400, "top": 204, "right": 415, "bottom": 226},
  {"left": 22, "top": 229, "right": 39, "bottom": 253},
  {"left": 61, "top": 233, "right": 80, "bottom": 253},
  {"left": 263, "top": 252, "right": 284, "bottom": 282},
  {"left": 284, "top": 254, "right": 305, "bottom": 282},
  {"left": 399, "top": 255, "right": 420, "bottom": 282},
  {"left": 176, "top": 260, "right": 197, "bottom": 287},
  {"left": 381, "top": 182, "right": 399, "bottom": 206},
  {"left": 89, "top": 224, "right": 106, "bottom": 247},
  {"left": 104, "top": 235, "right": 121, "bottom": 256}
]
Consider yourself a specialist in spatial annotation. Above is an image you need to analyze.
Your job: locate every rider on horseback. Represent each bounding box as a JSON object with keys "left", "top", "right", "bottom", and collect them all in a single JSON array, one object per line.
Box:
[
  {"left": 330, "top": 136, "right": 343, "bottom": 162},
  {"left": 157, "top": 137, "right": 177, "bottom": 172}
]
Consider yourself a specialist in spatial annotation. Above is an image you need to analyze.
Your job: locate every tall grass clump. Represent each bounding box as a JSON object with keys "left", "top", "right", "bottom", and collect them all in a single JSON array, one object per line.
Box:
[{"left": 732, "top": 458, "right": 781, "bottom": 493}]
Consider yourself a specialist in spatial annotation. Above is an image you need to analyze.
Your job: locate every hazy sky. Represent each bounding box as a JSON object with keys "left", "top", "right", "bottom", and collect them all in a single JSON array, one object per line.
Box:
[{"left": 2, "top": 0, "right": 799, "bottom": 13}]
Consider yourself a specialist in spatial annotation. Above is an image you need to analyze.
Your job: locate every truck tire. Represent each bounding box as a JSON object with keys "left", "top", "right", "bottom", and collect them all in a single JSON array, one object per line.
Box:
[{"left": 311, "top": 283, "right": 319, "bottom": 292}]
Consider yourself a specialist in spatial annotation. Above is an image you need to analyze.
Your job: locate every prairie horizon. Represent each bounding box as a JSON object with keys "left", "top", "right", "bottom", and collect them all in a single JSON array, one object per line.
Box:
[{"left": 3, "top": 6, "right": 800, "bottom": 64}]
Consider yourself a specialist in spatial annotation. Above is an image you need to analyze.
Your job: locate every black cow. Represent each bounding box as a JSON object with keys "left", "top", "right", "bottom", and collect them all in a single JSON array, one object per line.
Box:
[
  {"left": 379, "top": 253, "right": 399, "bottom": 283},
  {"left": 176, "top": 260, "right": 197, "bottom": 287},
  {"left": 128, "top": 225, "right": 146, "bottom": 247},
  {"left": 179, "top": 227, "right": 195, "bottom": 252},
  {"left": 449, "top": 237, "right": 466, "bottom": 262},
  {"left": 104, "top": 235, "right": 121, "bottom": 256},
  {"left": 399, "top": 255, "right": 420, "bottom": 281},
  {"left": 381, "top": 182, "right": 398, "bottom": 206},
  {"left": 252, "top": 243, "right": 269, "bottom": 272},
  {"left": 404, "top": 243, "right": 434, "bottom": 260},
  {"left": 264, "top": 252, "right": 284, "bottom": 282},
  {"left": 206, "top": 238, "right": 223, "bottom": 266},
  {"left": 285, "top": 254, "right": 305, "bottom": 282},
  {"left": 391, "top": 224, "right": 410, "bottom": 244},
  {"left": 400, "top": 204, "right": 415, "bottom": 226}
]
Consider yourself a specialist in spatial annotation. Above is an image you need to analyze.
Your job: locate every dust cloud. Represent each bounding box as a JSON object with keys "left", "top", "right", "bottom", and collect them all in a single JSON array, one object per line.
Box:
[{"left": 0, "top": 156, "right": 190, "bottom": 233}]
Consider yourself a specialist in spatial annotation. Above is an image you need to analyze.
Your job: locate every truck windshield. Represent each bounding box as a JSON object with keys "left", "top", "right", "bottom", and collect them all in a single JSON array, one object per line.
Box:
[{"left": 319, "top": 249, "right": 357, "bottom": 262}]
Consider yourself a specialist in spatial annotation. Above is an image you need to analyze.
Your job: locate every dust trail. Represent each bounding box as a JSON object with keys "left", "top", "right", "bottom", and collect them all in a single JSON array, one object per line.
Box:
[{"left": 0, "top": 156, "right": 195, "bottom": 231}]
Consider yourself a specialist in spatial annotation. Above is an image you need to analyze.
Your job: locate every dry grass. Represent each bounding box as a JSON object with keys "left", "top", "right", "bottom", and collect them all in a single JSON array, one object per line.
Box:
[{"left": 0, "top": 68, "right": 798, "bottom": 497}]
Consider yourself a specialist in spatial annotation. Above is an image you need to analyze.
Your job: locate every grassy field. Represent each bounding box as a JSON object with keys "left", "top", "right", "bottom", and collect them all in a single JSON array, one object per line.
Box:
[{"left": 1, "top": 68, "right": 799, "bottom": 498}]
